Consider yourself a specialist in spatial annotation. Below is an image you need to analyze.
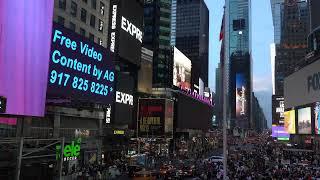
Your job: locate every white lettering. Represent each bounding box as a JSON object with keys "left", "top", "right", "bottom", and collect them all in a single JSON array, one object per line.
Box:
[
  {"left": 115, "top": 91, "right": 133, "bottom": 105},
  {"left": 121, "top": 16, "right": 143, "bottom": 43}
]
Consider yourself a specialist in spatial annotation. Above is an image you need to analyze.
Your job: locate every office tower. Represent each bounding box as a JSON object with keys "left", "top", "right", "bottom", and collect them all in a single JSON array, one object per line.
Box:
[
  {"left": 215, "top": 63, "right": 223, "bottom": 127},
  {"left": 273, "top": 0, "right": 309, "bottom": 95},
  {"left": 54, "top": 0, "right": 109, "bottom": 47},
  {"left": 172, "top": 0, "right": 209, "bottom": 89},
  {"left": 225, "top": 0, "right": 252, "bottom": 129},
  {"left": 143, "top": 0, "right": 172, "bottom": 88}
]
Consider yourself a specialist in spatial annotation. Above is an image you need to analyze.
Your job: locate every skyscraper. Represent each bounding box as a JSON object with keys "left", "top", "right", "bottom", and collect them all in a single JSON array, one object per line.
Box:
[
  {"left": 273, "top": 0, "right": 309, "bottom": 95},
  {"left": 172, "top": 0, "right": 209, "bottom": 89},
  {"left": 225, "top": 0, "right": 252, "bottom": 129},
  {"left": 143, "top": 0, "right": 172, "bottom": 88}
]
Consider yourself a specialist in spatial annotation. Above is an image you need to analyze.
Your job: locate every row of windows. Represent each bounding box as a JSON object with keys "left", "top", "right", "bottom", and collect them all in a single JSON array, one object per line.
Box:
[
  {"left": 58, "top": 0, "right": 105, "bottom": 32},
  {"left": 57, "top": 16, "right": 103, "bottom": 46}
]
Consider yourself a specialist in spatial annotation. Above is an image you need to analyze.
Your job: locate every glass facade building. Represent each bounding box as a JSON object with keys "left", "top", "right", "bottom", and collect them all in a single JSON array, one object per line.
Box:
[
  {"left": 173, "top": 0, "right": 209, "bottom": 88},
  {"left": 143, "top": 0, "right": 172, "bottom": 88}
]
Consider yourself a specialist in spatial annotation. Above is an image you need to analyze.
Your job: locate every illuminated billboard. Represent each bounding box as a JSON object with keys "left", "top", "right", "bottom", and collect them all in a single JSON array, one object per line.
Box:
[
  {"left": 173, "top": 47, "right": 191, "bottom": 90},
  {"left": 272, "top": 95, "right": 285, "bottom": 125},
  {"left": 272, "top": 125, "right": 290, "bottom": 140},
  {"left": 47, "top": 23, "right": 115, "bottom": 104},
  {"left": 284, "top": 110, "right": 296, "bottom": 134},
  {"left": 298, "top": 107, "right": 312, "bottom": 134},
  {"left": 0, "top": 0, "right": 54, "bottom": 116},
  {"left": 315, "top": 102, "right": 320, "bottom": 134},
  {"left": 235, "top": 73, "right": 248, "bottom": 119}
]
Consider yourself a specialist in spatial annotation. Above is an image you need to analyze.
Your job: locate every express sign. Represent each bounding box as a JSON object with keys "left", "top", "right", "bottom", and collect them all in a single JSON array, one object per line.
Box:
[{"left": 116, "top": 91, "right": 133, "bottom": 106}]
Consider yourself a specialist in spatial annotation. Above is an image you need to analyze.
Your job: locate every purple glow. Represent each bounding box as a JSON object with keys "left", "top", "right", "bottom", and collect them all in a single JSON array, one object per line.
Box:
[
  {"left": 0, "top": 117, "right": 17, "bottom": 125},
  {"left": 180, "top": 87, "right": 213, "bottom": 106},
  {"left": 272, "top": 125, "right": 289, "bottom": 138},
  {"left": 0, "top": 0, "right": 54, "bottom": 116}
]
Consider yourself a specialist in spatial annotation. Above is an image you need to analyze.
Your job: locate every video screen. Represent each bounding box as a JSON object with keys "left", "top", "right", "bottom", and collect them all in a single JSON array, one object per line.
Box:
[
  {"left": 284, "top": 110, "right": 296, "bottom": 134},
  {"left": 0, "top": 0, "right": 54, "bottom": 116},
  {"left": 173, "top": 47, "right": 191, "bottom": 90},
  {"left": 272, "top": 125, "right": 289, "bottom": 139},
  {"left": 235, "top": 73, "right": 247, "bottom": 119},
  {"left": 315, "top": 102, "right": 320, "bottom": 134},
  {"left": 298, "top": 107, "right": 312, "bottom": 134}
]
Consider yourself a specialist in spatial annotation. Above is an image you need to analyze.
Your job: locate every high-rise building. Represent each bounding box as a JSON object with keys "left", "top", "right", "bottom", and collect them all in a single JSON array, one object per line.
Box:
[
  {"left": 272, "top": 0, "right": 309, "bottom": 95},
  {"left": 225, "top": 0, "right": 252, "bottom": 129},
  {"left": 54, "top": 0, "right": 109, "bottom": 47},
  {"left": 172, "top": 0, "right": 209, "bottom": 89},
  {"left": 270, "top": 0, "right": 284, "bottom": 45},
  {"left": 215, "top": 63, "right": 223, "bottom": 127},
  {"left": 143, "top": 0, "right": 172, "bottom": 88}
]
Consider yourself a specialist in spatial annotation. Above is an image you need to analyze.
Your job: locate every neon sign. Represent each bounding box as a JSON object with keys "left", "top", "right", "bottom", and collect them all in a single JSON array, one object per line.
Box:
[
  {"left": 56, "top": 138, "right": 81, "bottom": 161},
  {"left": 179, "top": 87, "right": 213, "bottom": 106}
]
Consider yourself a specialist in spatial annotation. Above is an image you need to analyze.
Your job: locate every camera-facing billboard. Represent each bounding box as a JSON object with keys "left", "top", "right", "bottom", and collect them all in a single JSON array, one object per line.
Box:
[
  {"left": 47, "top": 23, "right": 115, "bottom": 104},
  {"left": 315, "top": 102, "right": 320, "bottom": 134},
  {"left": 298, "top": 107, "right": 312, "bottom": 134},
  {"left": 0, "top": 0, "right": 54, "bottom": 116},
  {"left": 284, "top": 110, "right": 296, "bottom": 134},
  {"left": 235, "top": 73, "right": 248, "bottom": 119},
  {"left": 272, "top": 95, "right": 285, "bottom": 125},
  {"left": 173, "top": 47, "right": 191, "bottom": 90}
]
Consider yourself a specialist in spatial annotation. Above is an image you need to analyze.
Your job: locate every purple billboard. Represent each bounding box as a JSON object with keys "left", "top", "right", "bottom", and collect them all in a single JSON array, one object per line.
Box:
[
  {"left": 272, "top": 125, "right": 290, "bottom": 140},
  {"left": 0, "top": 0, "right": 54, "bottom": 116}
]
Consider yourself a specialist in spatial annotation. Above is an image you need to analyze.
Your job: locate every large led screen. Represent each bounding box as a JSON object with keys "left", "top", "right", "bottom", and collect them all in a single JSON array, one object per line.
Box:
[
  {"left": 235, "top": 73, "right": 248, "bottom": 119},
  {"left": 173, "top": 47, "right": 191, "bottom": 90},
  {"left": 315, "top": 102, "right": 320, "bottom": 134},
  {"left": 47, "top": 23, "right": 115, "bottom": 104},
  {"left": 272, "top": 125, "right": 289, "bottom": 139},
  {"left": 0, "top": 0, "right": 54, "bottom": 116},
  {"left": 138, "top": 99, "right": 165, "bottom": 137},
  {"left": 284, "top": 110, "right": 296, "bottom": 134},
  {"left": 272, "top": 95, "right": 285, "bottom": 125},
  {"left": 298, "top": 107, "right": 312, "bottom": 134}
]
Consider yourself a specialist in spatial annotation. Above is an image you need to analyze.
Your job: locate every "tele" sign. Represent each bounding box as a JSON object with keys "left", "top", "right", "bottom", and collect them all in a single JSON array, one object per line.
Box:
[{"left": 56, "top": 138, "right": 81, "bottom": 161}]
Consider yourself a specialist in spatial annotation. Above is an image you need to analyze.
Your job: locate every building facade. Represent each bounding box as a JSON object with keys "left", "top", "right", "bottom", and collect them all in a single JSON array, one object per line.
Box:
[{"left": 173, "top": 0, "right": 209, "bottom": 89}]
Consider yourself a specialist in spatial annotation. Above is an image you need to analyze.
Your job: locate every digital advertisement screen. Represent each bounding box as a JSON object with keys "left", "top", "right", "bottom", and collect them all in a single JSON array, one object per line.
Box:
[
  {"left": 109, "top": 0, "right": 143, "bottom": 65},
  {"left": 315, "top": 102, "right": 320, "bottom": 134},
  {"left": 47, "top": 23, "right": 115, "bottom": 104},
  {"left": 138, "top": 99, "right": 165, "bottom": 137},
  {"left": 284, "top": 110, "right": 296, "bottom": 134},
  {"left": 298, "top": 107, "right": 312, "bottom": 134},
  {"left": 272, "top": 95, "right": 285, "bottom": 125},
  {"left": 173, "top": 47, "right": 191, "bottom": 90},
  {"left": 235, "top": 73, "right": 248, "bottom": 119},
  {"left": 0, "top": 0, "right": 54, "bottom": 116},
  {"left": 272, "top": 125, "right": 289, "bottom": 139}
]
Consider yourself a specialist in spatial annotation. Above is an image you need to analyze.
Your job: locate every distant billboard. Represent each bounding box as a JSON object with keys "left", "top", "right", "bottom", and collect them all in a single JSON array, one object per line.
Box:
[
  {"left": 47, "top": 23, "right": 115, "bottom": 104},
  {"left": 272, "top": 95, "right": 285, "bottom": 125},
  {"left": 272, "top": 125, "right": 289, "bottom": 140},
  {"left": 0, "top": 0, "right": 54, "bottom": 116},
  {"left": 173, "top": 47, "right": 191, "bottom": 90},
  {"left": 314, "top": 102, "right": 320, "bottom": 134},
  {"left": 298, "top": 107, "right": 312, "bottom": 134},
  {"left": 235, "top": 73, "right": 248, "bottom": 119},
  {"left": 284, "top": 110, "right": 296, "bottom": 134}
]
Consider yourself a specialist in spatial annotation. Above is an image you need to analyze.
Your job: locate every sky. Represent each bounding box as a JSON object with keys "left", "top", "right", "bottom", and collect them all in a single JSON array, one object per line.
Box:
[{"left": 204, "top": 0, "right": 274, "bottom": 127}]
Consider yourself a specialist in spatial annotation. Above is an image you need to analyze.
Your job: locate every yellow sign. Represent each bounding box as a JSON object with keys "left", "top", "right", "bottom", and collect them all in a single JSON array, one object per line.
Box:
[
  {"left": 113, "top": 130, "right": 125, "bottom": 135},
  {"left": 284, "top": 110, "right": 295, "bottom": 134}
]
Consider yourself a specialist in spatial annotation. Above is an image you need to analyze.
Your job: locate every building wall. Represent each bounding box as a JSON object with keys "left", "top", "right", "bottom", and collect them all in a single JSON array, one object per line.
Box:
[{"left": 53, "top": 0, "right": 109, "bottom": 47}]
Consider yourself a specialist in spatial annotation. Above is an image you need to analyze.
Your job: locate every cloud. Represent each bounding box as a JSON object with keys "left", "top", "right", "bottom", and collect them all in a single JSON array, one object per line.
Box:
[{"left": 253, "top": 75, "right": 272, "bottom": 93}]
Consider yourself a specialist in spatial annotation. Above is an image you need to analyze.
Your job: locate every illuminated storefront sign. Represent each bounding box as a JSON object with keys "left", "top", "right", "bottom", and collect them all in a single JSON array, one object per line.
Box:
[
  {"left": 114, "top": 130, "right": 125, "bottom": 135},
  {"left": 56, "top": 138, "right": 81, "bottom": 161},
  {"left": 180, "top": 87, "right": 213, "bottom": 106},
  {"left": 105, "top": 105, "right": 111, "bottom": 124}
]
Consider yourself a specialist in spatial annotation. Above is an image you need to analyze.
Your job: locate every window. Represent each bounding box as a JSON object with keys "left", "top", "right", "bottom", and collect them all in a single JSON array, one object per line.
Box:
[
  {"left": 90, "top": 15, "right": 96, "bottom": 28},
  {"left": 80, "top": 28, "right": 86, "bottom": 36},
  {"left": 100, "top": 2, "right": 105, "bottom": 15},
  {"left": 81, "top": 8, "right": 87, "bottom": 23},
  {"left": 98, "top": 38, "right": 103, "bottom": 45},
  {"left": 59, "top": 0, "right": 66, "bottom": 10},
  {"left": 98, "top": 19, "right": 104, "bottom": 32},
  {"left": 71, "top": 1, "right": 77, "bottom": 17},
  {"left": 69, "top": 22, "right": 76, "bottom": 32},
  {"left": 89, "top": 33, "right": 94, "bottom": 41},
  {"left": 57, "top": 16, "right": 65, "bottom": 26},
  {"left": 91, "top": 0, "right": 97, "bottom": 9}
]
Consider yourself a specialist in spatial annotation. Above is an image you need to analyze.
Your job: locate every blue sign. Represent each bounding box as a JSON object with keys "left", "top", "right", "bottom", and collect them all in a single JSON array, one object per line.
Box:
[{"left": 47, "top": 23, "right": 115, "bottom": 104}]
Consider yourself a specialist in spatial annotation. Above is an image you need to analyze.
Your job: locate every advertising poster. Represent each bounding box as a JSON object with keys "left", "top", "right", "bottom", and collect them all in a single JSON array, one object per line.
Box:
[
  {"left": 271, "top": 125, "right": 289, "bottom": 140},
  {"left": 47, "top": 23, "right": 115, "bottom": 104},
  {"left": 298, "top": 107, "right": 312, "bottom": 134},
  {"left": 235, "top": 73, "right": 247, "bottom": 119},
  {"left": 315, "top": 102, "right": 320, "bottom": 134},
  {"left": 0, "top": 0, "right": 54, "bottom": 116},
  {"left": 272, "top": 95, "right": 285, "bottom": 125},
  {"left": 284, "top": 110, "right": 296, "bottom": 134},
  {"left": 138, "top": 99, "right": 165, "bottom": 137},
  {"left": 173, "top": 47, "right": 192, "bottom": 90}
]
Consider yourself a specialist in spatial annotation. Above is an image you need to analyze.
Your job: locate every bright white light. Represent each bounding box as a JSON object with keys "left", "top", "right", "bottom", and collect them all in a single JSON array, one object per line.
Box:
[{"left": 239, "top": 31, "right": 243, "bottom": 35}]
